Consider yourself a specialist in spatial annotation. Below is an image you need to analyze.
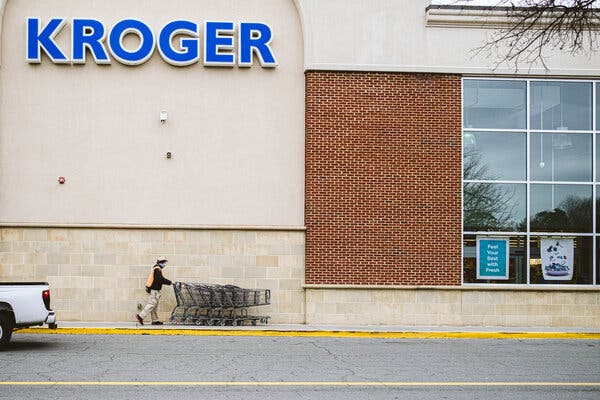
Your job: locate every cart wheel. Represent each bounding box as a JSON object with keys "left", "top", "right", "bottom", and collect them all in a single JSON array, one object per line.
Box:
[
  {"left": 220, "top": 320, "right": 225, "bottom": 326},
  {"left": 232, "top": 320, "right": 238, "bottom": 326},
  {"left": 206, "top": 320, "right": 213, "bottom": 326},
  {"left": 195, "top": 319, "right": 203, "bottom": 326}
]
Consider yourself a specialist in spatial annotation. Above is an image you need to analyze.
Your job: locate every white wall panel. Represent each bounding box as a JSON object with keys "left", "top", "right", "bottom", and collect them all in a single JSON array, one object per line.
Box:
[{"left": 295, "top": 0, "right": 600, "bottom": 76}]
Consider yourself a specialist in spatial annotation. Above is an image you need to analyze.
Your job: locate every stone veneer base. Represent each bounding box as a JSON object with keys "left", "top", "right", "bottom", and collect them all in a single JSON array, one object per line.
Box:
[
  {"left": 0, "top": 227, "right": 305, "bottom": 323},
  {"left": 305, "top": 287, "right": 600, "bottom": 327}
]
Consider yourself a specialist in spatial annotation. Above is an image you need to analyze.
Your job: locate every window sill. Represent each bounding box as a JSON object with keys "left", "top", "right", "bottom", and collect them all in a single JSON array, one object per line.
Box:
[{"left": 303, "top": 284, "right": 599, "bottom": 291}]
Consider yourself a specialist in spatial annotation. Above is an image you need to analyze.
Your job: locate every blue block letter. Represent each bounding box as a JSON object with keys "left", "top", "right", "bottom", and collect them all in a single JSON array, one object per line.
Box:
[
  {"left": 108, "top": 19, "right": 155, "bottom": 65},
  {"left": 204, "top": 21, "right": 235, "bottom": 66},
  {"left": 72, "top": 19, "right": 110, "bottom": 64},
  {"left": 158, "top": 20, "right": 199, "bottom": 66},
  {"left": 26, "top": 18, "right": 68, "bottom": 63},
  {"left": 239, "top": 22, "right": 277, "bottom": 68}
]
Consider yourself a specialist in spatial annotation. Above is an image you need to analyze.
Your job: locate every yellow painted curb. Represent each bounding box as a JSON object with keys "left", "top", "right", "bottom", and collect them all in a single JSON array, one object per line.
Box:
[{"left": 16, "top": 327, "right": 600, "bottom": 340}]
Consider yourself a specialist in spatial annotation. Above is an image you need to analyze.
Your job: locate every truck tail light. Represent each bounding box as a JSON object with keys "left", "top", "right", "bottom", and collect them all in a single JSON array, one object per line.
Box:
[{"left": 42, "top": 290, "right": 51, "bottom": 311}]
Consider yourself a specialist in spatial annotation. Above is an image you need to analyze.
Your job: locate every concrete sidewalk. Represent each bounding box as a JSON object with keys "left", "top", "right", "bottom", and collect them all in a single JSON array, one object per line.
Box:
[
  {"left": 17, "top": 321, "right": 600, "bottom": 340},
  {"left": 49, "top": 321, "right": 600, "bottom": 333}
]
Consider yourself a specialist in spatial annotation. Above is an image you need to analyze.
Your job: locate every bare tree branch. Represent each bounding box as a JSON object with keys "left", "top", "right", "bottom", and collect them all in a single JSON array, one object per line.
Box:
[{"left": 467, "top": 0, "right": 600, "bottom": 70}]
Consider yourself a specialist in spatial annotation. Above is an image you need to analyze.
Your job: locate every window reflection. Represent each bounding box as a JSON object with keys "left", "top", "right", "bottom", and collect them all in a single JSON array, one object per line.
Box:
[
  {"left": 597, "top": 83, "right": 600, "bottom": 130},
  {"left": 530, "top": 82, "right": 592, "bottom": 131},
  {"left": 596, "top": 188, "right": 600, "bottom": 233},
  {"left": 530, "top": 184, "right": 592, "bottom": 233},
  {"left": 463, "top": 132, "right": 526, "bottom": 181},
  {"left": 530, "top": 133, "right": 592, "bottom": 182},
  {"left": 463, "top": 80, "right": 526, "bottom": 129},
  {"left": 463, "top": 183, "right": 526, "bottom": 232},
  {"left": 597, "top": 134, "right": 600, "bottom": 181}
]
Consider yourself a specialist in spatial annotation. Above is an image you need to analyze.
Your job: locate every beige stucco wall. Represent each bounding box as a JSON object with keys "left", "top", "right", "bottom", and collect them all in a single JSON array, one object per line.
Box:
[
  {"left": 306, "top": 287, "right": 600, "bottom": 327},
  {"left": 0, "top": 227, "right": 305, "bottom": 323},
  {"left": 294, "top": 0, "right": 600, "bottom": 75},
  {"left": 0, "top": 0, "right": 304, "bottom": 227}
]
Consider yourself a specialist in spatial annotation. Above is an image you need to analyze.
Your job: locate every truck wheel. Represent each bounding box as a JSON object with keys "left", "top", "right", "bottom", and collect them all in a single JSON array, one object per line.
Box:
[{"left": 0, "top": 313, "right": 13, "bottom": 346}]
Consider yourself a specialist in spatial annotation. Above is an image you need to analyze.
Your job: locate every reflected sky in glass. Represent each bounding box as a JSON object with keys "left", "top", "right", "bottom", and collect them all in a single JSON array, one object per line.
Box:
[
  {"left": 463, "top": 131, "right": 525, "bottom": 181},
  {"left": 530, "top": 133, "right": 592, "bottom": 182},
  {"left": 463, "top": 80, "right": 526, "bottom": 130},
  {"left": 597, "top": 83, "right": 600, "bottom": 130},
  {"left": 530, "top": 82, "right": 592, "bottom": 131}
]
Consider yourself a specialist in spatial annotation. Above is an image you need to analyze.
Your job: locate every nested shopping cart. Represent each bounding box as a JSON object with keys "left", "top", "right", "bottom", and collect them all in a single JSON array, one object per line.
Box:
[{"left": 170, "top": 282, "right": 270, "bottom": 326}]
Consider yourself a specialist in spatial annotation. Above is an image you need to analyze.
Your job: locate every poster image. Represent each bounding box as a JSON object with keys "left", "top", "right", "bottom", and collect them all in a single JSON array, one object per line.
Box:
[{"left": 541, "top": 238, "right": 574, "bottom": 281}]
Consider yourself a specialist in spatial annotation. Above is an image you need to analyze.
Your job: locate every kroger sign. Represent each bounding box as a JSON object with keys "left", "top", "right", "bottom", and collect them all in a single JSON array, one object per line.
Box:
[{"left": 26, "top": 18, "right": 278, "bottom": 67}]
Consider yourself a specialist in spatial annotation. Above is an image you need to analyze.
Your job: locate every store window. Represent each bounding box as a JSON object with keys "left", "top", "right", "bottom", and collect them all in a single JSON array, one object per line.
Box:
[
  {"left": 463, "top": 80, "right": 526, "bottom": 129},
  {"left": 597, "top": 83, "right": 600, "bottom": 130},
  {"left": 530, "top": 82, "right": 592, "bottom": 131},
  {"left": 463, "top": 131, "right": 525, "bottom": 181},
  {"left": 530, "top": 236, "right": 593, "bottom": 285},
  {"left": 463, "top": 235, "right": 527, "bottom": 284},
  {"left": 463, "top": 78, "right": 597, "bottom": 286},
  {"left": 530, "top": 133, "right": 592, "bottom": 182},
  {"left": 463, "top": 183, "right": 526, "bottom": 232},
  {"left": 530, "top": 184, "right": 592, "bottom": 233}
]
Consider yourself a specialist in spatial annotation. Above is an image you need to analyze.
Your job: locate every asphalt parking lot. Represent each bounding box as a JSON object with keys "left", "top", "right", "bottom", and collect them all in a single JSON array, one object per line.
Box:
[{"left": 1, "top": 330, "right": 599, "bottom": 400}]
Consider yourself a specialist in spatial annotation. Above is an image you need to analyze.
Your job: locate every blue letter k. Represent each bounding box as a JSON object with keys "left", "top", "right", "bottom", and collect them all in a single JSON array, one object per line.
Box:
[{"left": 27, "top": 18, "right": 68, "bottom": 63}]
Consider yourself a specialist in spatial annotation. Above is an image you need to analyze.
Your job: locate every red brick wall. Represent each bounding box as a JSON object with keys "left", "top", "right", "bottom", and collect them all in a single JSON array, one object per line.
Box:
[{"left": 305, "top": 71, "right": 462, "bottom": 285}]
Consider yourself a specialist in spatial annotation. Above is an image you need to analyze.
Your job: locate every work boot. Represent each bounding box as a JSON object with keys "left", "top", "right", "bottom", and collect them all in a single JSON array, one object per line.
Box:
[
  {"left": 136, "top": 314, "right": 144, "bottom": 325},
  {"left": 151, "top": 321, "right": 164, "bottom": 325}
]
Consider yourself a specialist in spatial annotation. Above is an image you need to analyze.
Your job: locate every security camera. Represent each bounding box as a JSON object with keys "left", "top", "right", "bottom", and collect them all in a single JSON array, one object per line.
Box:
[{"left": 160, "top": 110, "right": 168, "bottom": 123}]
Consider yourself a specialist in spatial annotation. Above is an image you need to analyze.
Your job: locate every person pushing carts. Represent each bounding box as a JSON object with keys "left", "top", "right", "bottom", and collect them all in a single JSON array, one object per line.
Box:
[{"left": 136, "top": 256, "right": 173, "bottom": 325}]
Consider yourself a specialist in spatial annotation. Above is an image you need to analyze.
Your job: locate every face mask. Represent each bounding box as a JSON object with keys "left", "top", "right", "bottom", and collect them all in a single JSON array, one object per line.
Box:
[{"left": 158, "top": 262, "right": 166, "bottom": 268}]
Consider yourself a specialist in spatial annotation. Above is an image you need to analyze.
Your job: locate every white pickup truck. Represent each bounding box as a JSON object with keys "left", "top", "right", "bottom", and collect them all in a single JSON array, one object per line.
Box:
[{"left": 0, "top": 282, "right": 57, "bottom": 345}]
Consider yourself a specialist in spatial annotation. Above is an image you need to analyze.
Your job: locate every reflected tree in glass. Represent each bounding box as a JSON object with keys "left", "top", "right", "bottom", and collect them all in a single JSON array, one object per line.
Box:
[
  {"left": 530, "top": 195, "right": 592, "bottom": 233},
  {"left": 463, "top": 132, "right": 526, "bottom": 181},
  {"left": 463, "top": 182, "right": 525, "bottom": 231},
  {"left": 463, "top": 149, "right": 525, "bottom": 232},
  {"left": 463, "top": 146, "right": 498, "bottom": 181}
]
